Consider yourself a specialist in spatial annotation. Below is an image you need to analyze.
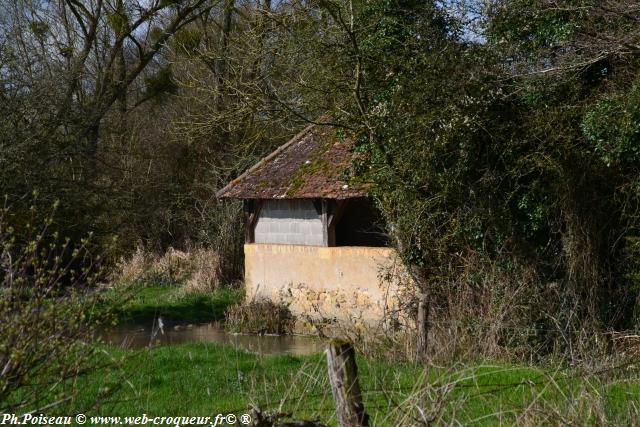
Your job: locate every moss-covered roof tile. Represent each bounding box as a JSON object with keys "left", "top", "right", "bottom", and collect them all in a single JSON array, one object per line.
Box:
[{"left": 216, "top": 125, "right": 367, "bottom": 200}]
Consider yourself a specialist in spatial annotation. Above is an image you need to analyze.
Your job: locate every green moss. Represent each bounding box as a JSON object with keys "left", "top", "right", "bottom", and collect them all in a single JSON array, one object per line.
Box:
[
  {"left": 284, "top": 174, "right": 306, "bottom": 197},
  {"left": 255, "top": 180, "right": 269, "bottom": 190},
  {"left": 284, "top": 140, "right": 333, "bottom": 197}
]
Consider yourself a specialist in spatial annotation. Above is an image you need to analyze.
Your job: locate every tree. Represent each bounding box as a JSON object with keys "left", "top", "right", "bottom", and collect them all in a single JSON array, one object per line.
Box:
[
  {"left": 285, "top": 0, "right": 640, "bottom": 358},
  {"left": 351, "top": 0, "right": 640, "bottom": 358},
  {"left": 0, "top": 0, "right": 215, "bottom": 247}
]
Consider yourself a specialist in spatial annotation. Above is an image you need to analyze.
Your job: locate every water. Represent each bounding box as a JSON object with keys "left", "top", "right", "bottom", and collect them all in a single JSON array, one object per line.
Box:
[{"left": 101, "top": 321, "right": 325, "bottom": 356}]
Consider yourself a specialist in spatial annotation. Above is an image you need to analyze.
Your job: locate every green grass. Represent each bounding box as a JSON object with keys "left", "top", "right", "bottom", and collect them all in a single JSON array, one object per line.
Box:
[
  {"left": 85, "top": 282, "right": 640, "bottom": 424},
  {"left": 72, "top": 343, "right": 640, "bottom": 426},
  {"left": 95, "top": 282, "right": 243, "bottom": 324},
  {"left": 78, "top": 343, "right": 421, "bottom": 422}
]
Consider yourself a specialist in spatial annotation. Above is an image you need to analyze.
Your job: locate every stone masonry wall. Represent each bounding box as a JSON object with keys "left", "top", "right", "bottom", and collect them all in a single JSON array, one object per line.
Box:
[{"left": 244, "top": 243, "right": 408, "bottom": 333}]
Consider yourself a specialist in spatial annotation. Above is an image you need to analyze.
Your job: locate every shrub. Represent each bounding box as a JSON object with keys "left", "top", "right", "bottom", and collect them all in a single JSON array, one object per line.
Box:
[
  {"left": 370, "top": 249, "right": 621, "bottom": 364},
  {"left": 0, "top": 201, "right": 107, "bottom": 412},
  {"left": 225, "top": 299, "right": 296, "bottom": 335}
]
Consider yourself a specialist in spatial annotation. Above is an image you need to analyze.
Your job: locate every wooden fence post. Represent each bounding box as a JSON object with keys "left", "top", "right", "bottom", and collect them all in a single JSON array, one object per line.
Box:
[{"left": 326, "top": 340, "right": 369, "bottom": 427}]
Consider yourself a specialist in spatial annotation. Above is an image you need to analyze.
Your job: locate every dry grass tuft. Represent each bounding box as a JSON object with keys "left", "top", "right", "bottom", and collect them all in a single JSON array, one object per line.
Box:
[
  {"left": 112, "top": 246, "right": 225, "bottom": 292},
  {"left": 113, "top": 246, "right": 150, "bottom": 284},
  {"left": 225, "top": 299, "right": 296, "bottom": 335},
  {"left": 183, "top": 249, "right": 223, "bottom": 293}
]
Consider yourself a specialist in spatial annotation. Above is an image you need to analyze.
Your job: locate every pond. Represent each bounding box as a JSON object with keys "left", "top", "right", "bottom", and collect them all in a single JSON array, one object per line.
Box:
[{"left": 101, "top": 320, "right": 326, "bottom": 356}]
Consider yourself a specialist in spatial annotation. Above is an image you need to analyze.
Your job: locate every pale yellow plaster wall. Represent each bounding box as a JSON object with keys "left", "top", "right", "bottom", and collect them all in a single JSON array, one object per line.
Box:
[{"left": 244, "top": 244, "right": 407, "bottom": 332}]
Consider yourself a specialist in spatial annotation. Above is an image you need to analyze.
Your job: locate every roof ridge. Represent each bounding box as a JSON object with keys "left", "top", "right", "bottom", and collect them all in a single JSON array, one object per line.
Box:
[{"left": 215, "top": 124, "right": 316, "bottom": 198}]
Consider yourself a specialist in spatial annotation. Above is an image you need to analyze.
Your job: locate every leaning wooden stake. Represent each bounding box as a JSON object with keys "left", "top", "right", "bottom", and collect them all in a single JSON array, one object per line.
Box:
[
  {"left": 326, "top": 340, "right": 369, "bottom": 427},
  {"left": 416, "top": 291, "right": 429, "bottom": 362}
]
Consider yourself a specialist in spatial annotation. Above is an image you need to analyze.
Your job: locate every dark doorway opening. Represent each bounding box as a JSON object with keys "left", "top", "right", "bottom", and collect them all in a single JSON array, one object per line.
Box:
[{"left": 335, "top": 198, "right": 388, "bottom": 247}]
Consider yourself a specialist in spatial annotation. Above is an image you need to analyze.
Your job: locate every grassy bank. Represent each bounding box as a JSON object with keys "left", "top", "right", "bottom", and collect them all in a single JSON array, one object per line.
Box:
[
  {"left": 93, "top": 247, "right": 244, "bottom": 325},
  {"left": 77, "top": 342, "right": 640, "bottom": 425},
  {"left": 95, "top": 281, "right": 243, "bottom": 324}
]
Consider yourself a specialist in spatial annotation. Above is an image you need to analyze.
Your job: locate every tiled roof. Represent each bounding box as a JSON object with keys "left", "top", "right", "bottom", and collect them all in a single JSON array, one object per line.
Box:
[{"left": 216, "top": 125, "right": 368, "bottom": 199}]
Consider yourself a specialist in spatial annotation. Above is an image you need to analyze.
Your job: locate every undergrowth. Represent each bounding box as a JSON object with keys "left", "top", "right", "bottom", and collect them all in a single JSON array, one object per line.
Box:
[{"left": 225, "top": 299, "right": 296, "bottom": 335}]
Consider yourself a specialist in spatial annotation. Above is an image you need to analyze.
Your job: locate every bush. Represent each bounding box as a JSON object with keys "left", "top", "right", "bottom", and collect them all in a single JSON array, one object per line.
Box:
[
  {"left": 225, "top": 299, "right": 296, "bottom": 335},
  {"left": 370, "top": 250, "right": 620, "bottom": 364},
  {"left": 0, "top": 202, "right": 107, "bottom": 412}
]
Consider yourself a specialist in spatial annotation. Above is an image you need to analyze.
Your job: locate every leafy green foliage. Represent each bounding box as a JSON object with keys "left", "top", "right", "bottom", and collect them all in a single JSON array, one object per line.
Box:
[
  {"left": 335, "top": 0, "right": 640, "bottom": 347},
  {"left": 582, "top": 81, "right": 640, "bottom": 166},
  {"left": 29, "top": 21, "right": 49, "bottom": 39},
  {"left": 107, "top": 11, "right": 130, "bottom": 38},
  {"left": 171, "top": 27, "right": 203, "bottom": 54},
  {"left": 486, "top": 0, "right": 583, "bottom": 52},
  {"left": 160, "top": 0, "right": 185, "bottom": 7},
  {"left": 0, "top": 202, "right": 110, "bottom": 412},
  {"left": 144, "top": 66, "right": 178, "bottom": 101}
]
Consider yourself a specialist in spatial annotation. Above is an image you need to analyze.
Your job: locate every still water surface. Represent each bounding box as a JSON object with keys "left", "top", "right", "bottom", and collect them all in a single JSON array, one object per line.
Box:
[{"left": 102, "top": 321, "right": 325, "bottom": 356}]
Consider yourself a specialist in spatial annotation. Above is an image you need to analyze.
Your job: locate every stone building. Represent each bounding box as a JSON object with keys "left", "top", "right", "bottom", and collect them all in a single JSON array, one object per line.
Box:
[{"left": 217, "top": 125, "right": 404, "bottom": 330}]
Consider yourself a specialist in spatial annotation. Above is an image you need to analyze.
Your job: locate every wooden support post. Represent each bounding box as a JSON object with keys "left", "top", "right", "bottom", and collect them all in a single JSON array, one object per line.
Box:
[
  {"left": 243, "top": 199, "right": 263, "bottom": 243},
  {"left": 321, "top": 199, "right": 329, "bottom": 246},
  {"left": 327, "top": 200, "right": 348, "bottom": 247},
  {"left": 326, "top": 340, "right": 369, "bottom": 427}
]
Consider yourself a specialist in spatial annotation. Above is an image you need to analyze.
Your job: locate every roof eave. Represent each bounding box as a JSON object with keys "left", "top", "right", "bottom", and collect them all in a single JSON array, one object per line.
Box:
[{"left": 216, "top": 192, "right": 368, "bottom": 200}]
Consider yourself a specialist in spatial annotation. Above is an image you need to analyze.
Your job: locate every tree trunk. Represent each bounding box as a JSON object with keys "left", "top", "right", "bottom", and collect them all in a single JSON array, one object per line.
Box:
[
  {"left": 416, "top": 290, "right": 429, "bottom": 362},
  {"left": 215, "top": 0, "right": 234, "bottom": 111},
  {"left": 393, "top": 233, "right": 431, "bottom": 362}
]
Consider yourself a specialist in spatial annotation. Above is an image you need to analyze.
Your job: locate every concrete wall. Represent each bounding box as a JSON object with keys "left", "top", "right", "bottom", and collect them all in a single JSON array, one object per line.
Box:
[
  {"left": 254, "top": 200, "right": 324, "bottom": 246},
  {"left": 244, "top": 243, "right": 408, "bottom": 332}
]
